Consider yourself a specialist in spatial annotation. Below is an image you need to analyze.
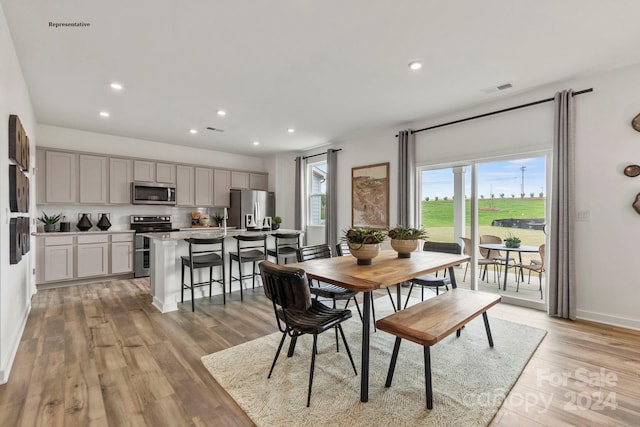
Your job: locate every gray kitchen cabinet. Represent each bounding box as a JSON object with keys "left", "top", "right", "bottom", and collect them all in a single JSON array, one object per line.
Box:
[
  {"left": 110, "top": 234, "right": 133, "bottom": 274},
  {"left": 134, "top": 160, "right": 156, "bottom": 182},
  {"left": 45, "top": 150, "right": 77, "bottom": 203},
  {"left": 109, "top": 157, "right": 133, "bottom": 204},
  {"left": 36, "top": 149, "right": 46, "bottom": 204},
  {"left": 76, "top": 234, "right": 109, "bottom": 278},
  {"left": 194, "top": 167, "right": 214, "bottom": 206},
  {"left": 42, "top": 235, "right": 74, "bottom": 282},
  {"left": 79, "top": 154, "right": 108, "bottom": 204},
  {"left": 213, "top": 169, "right": 230, "bottom": 207},
  {"left": 156, "top": 162, "right": 176, "bottom": 184},
  {"left": 176, "top": 165, "right": 195, "bottom": 206},
  {"left": 249, "top": 173, "right": 268, "bottom": 191},
  {"left": 230, "top": 171, "right": 249, "bottom": 189}
]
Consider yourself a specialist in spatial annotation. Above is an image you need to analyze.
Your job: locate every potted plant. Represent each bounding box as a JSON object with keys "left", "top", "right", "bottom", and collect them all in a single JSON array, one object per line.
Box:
[
  {"left": 272, "top": 216, "right": 282, "bottom": 230},
  {"left": 38, "top": 212, "right": 62, "bottom": 232},
  {"left": 503, "top": 235, "right": 521, "bottom": 248},
  {"left": 388, "top": 225, "right": 428, "bottom": 258},
  {"left": 343, "top": 227, "right": 387, "bottom": 265},
  {"left": 212, "top": 212, "right": 225, "bottom": 227}
]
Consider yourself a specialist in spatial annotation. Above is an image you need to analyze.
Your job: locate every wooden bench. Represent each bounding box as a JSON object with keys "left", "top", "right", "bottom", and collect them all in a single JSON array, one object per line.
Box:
[{"left": 375, "top": 288, "right": 501, "bottom": 409}]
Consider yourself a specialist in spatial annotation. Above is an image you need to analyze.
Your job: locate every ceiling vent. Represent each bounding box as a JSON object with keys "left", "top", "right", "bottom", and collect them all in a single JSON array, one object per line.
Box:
[
  {"left": 206, "top": 126, "right": 224, "bottom": 132},
  {"left": 481, "top": 82, "right": 513, "bottom": 94}
]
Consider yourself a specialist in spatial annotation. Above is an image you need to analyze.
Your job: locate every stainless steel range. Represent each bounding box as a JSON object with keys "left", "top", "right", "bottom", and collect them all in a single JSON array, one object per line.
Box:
[{"left": 130, "top": 215, "right": 178, "bottom": 278}]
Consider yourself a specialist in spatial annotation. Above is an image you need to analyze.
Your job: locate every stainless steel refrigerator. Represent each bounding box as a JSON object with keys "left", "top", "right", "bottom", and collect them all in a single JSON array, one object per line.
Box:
[{"left": 228, "top": 189, "right": 275, "bottom": 229}]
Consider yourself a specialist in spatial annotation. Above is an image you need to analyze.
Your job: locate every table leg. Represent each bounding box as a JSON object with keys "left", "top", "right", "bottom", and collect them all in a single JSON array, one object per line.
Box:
[
  {"left": 361, "top": 291, "right": 371, "bottom": 402},
  {"left": 503, "top": 251, "right": 511, "bottom": 291},
  {"left": 448, "top": 266, "right": 457, "bottom": 289}
]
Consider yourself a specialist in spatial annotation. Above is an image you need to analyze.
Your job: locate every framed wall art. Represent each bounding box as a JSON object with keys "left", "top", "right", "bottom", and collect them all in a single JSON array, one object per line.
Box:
[{"left": 351, "top": 162, "right": 389, "bottom": 229}]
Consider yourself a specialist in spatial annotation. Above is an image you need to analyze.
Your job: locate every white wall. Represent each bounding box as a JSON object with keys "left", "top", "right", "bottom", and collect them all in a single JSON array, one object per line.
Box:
[
  {"left": 284, "top": 63, "right": 640, "bottom": 330},
  {"left": 37, "top": 124, "right": 267, "bottom": 172},
  {"left": 0, "top": 4, "right": 37, "bottom": 383}
]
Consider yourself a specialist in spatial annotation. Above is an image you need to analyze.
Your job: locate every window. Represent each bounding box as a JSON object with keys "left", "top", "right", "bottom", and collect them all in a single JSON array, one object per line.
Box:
[{"left": 307, "top": 162, "right": 327, "bottom": 225}]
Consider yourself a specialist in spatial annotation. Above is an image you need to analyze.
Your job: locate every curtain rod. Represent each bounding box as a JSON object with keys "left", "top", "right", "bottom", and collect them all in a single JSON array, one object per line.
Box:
[
  {"left": 301, "top": 148, "right": 342, "bottom": 160},
  {"left": 406, "top": 88, "right": 593, "bottom": 135}
]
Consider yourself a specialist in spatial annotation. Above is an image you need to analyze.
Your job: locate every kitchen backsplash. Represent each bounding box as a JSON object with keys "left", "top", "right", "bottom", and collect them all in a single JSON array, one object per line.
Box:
[{"left": 35, "top": 205, "right": 227, "bottom": 232}]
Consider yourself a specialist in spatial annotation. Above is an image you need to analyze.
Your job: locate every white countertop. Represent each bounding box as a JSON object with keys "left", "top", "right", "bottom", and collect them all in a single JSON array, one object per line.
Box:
[
  {"left": 32, "top": 230, "right": 135, "bottom": 236},
  {"left": 140, "top": 228, "right": 301, "bottom": 241}
]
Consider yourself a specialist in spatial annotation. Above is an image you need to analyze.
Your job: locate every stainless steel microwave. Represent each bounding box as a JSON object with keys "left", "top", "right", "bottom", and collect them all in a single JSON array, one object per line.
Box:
[{"left": 131, "top": 182, "right": 176, "bottom": 205}]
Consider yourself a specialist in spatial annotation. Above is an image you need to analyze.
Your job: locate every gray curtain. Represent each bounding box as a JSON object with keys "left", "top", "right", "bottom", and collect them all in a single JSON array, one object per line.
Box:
[
  {"left": 325, "top": 149, "right": 338, "bottom": 250},
  {"left": 294, "top": 156, "right": 305, "bottom": 241},
  {"left": 548, "top": 89, "right": 576, "bottom": 320},
  {"left": 398, "top": 130, "right": 416, "bottom": 227}
]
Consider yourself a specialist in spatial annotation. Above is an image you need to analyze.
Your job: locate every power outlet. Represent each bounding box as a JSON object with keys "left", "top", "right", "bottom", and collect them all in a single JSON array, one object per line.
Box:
[{"left": 576, "top": 210, "right": 591, "bottom": 221}]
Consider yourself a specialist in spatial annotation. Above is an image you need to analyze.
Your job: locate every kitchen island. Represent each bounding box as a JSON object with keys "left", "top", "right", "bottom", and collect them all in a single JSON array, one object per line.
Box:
[{"left": 141, "top": 228, "right": 302, "bottom": 313}]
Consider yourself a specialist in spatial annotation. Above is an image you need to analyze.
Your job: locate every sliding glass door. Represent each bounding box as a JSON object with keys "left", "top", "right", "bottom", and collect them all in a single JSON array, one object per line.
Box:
[{"left": 419, "top": 153, "right": 548, "bottom": 309}]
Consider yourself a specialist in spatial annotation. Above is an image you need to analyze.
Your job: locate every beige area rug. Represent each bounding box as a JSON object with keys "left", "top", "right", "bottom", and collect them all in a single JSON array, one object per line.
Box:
[{"left": 202, "top": 297, "right": 546, "bottom": 427}]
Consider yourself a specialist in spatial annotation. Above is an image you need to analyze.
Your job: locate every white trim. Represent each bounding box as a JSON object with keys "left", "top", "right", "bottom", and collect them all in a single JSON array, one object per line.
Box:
[
  {"left": 576, "top": 310, "right": 640, "bottom": 331},
  {"left": 0, "top": 303, "right": 31, "bottom": 384}
]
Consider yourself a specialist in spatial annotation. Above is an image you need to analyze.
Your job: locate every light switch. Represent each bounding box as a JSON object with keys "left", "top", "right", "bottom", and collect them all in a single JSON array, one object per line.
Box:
[{"left": 576, "top": 210, "right": 590, "bottom": 221}]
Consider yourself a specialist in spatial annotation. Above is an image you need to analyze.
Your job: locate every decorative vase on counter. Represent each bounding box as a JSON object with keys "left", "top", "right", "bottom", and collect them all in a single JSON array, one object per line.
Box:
[
  {"left": 97, "top": 213, "right": 112, "bottom": 231},
  {"left": 77, "top": 213, "right": 92, "bottom": 231},
  {"left": 43, "top": 224, "right": 56, "bottom": 232}
]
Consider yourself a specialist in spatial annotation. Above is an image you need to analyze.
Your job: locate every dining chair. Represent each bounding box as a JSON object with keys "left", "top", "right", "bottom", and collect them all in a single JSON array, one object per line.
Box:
[
  {"left": 460, "top": 237, "right": 499, "bottom": 283},
  {"left": 259, "top": 261, "right": 357, "bottom": 407},
  {"left": 229, "top": 234, "right": 267, "bottom": 301},
  {"left": 480, "top": 234, "right": 516, "bottom": 285},
  {"left": 403, "top": 241, "right": 462, "bottom": 309},
  {"left": 267, "top": 232, "right": 301, "bottom": 264},
  {"left": 515, "top": 243, "right": 545, "bottom": 299},
  {"left": 181, "top": 237, "right": 225, "bottom": 311}
]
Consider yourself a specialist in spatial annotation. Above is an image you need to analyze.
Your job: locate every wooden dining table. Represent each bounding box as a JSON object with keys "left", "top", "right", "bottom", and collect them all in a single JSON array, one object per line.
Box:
[{"left": 287, "top": 249, "right": 470, "bottom": 402}]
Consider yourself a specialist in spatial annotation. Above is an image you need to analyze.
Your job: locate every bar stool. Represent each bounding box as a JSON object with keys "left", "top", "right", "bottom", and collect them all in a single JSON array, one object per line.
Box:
[
  {"left": 229, "top": 234, "right": 267, "bottom": 300},
  {"left": 181, "top": 237, "right": 225, "bottom": 311},
  {"left": 267, "top": 232, "right": 300, "bottom": 264}
]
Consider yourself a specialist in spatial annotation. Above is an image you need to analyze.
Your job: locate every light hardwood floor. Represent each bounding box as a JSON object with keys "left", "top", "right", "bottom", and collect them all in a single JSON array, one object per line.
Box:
[{"left": 0, "top": 279, "right": 638, "bottom": 426}]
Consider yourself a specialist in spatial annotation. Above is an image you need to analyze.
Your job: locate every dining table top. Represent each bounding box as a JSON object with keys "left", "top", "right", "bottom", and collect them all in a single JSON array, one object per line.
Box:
[
  {"left": 287, "top": 249, "right": 470, "bottom": 293},
  {"left": 478, "top": 243, "right": 540, "bottom": 253}
]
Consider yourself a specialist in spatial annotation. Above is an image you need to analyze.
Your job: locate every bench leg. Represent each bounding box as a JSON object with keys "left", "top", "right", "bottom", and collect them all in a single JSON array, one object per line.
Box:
[
  {"left": 482, "top": 312, "right": 494, "bottom": 347},
  {"left": 424, "top": 346, "right": 433, "bottom": 409},
  {"left": 384, "top": 337, "right": 402, "bottom": 387}
]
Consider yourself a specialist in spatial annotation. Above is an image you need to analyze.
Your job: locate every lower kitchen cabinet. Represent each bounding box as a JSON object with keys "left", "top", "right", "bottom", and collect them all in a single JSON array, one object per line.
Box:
[
  {"left": 36, "top": 232, "right": 134, "bottom": 285},
  {"left": 76, "top": 234, "right": 109, "bottom": 277}
]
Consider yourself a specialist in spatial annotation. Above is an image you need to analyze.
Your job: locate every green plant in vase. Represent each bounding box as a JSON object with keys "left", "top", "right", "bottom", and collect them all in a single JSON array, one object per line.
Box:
[
  {"left": 388, "top": 225, "right": 428, "bottom": 258},
  {"left": 343, "top": 227, "right": 386, "bottom": 265},
  {"left": 272, "top": 215, "right": 282, "bottom": 230},
  {"left": 38, "top": 212, "right": 62, "bottom": 232},
  {"left": 503, "top": 235, "right": 521, "bottom": 248}
]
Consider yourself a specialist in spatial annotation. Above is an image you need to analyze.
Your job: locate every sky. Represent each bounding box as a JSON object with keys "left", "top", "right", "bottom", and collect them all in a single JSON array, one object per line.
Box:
[{"left": 420, "top": 156, "right": 546, "bottom": 199}]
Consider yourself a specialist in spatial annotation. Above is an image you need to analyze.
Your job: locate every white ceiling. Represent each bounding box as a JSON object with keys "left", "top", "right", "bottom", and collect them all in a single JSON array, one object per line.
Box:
[{"left": 3, "top": 1, "right": 640, "bottom": 156}]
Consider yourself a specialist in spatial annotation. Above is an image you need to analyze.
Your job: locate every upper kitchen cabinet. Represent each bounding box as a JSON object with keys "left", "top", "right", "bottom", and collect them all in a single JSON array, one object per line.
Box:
[
  {"left": 44, "top": 150, "right": 77, "bottom": 203},
  {"left": 109, "top": 157, "right": 133, "bottom": 204},
  {"left": 213, "top": 169, "right": 230, "bottom": 207},
  {"left": 176, "top": 165, "right": 195, "bottom": 206},
  {"left": 156, "top": 162, "right": 176, "bottom": 184},
  {"left": 134, "top": 160, "right": 155, "bottom": 182},
  {"left": 230, "top": 171, "right": 249, "bottom": 189},
  {"left": 79, "top": 154, "right": 108, "bottom": 204},
  {"left": 250, "top": 173, "right": 268, "bottom": 191},
  {"left": 194, "top": 167, "right": 214, "bottom": 206}
]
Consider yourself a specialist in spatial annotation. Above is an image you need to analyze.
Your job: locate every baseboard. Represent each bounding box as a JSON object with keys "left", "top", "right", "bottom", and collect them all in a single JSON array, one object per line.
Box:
[
  {"left": 576, "top": 309, "right": 640, "bottom": 331},
  {"left": 0, "top": 302, "right": 31, "bottom": 384}
]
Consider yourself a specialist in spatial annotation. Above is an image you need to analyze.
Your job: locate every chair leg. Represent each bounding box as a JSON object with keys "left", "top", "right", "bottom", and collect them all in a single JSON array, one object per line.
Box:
[
  {"left": 371, "top": 300, "right": 377, "bottom": 332},
  {"left": 386, "top": 288, "right": 397, "bottom": 312},
  {"left": 287, "top": 335, "right": 297, "bottom": 357},
  {"left": 209, "top": 266, "right": 213, "bottom": 298},
  {"left": 350, "top": 296, "right": 363, "bottom": 321},
  {"left": 333, "top": 299, "right": 339, "bottom": 352},
  {"left": 268, "top": 331, "right": 288, "bottom": 378},
  {"left": 337, "top": 324, "right": 357, "bottom": 375},
  {"left": 181, "top": 264, "right": 185, "bottom": 304},
  {"left": 463, "top": 263, "right": 468, "bottom": 282},
  {"left": 222, "top": 262, "right": 226, "bottom": 305},
  {"left": 307, "top": 334, "right": 318, "bottom": 407},
  {"left": 190, "top": 267, "right": 195, "bottom": 312},
  {"left": 404, "top": 284, "right": 415, "bottom": 309}
]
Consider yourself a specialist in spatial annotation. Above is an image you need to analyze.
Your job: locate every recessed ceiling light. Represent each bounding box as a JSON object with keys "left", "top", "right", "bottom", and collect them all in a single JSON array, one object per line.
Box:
[
  {"left": 217, "top": 110, "right": 227, "bottom": 116},
  {"left": 189, "top": 129, "right": 198, "bottom": 134},
  {"left": 110, "top": 82, "right": 123, "bottom": 90},
  {"left": 287, "top": 128, "right": 295, "bottom": 133},
  {"left": 252, "top": 141, "right": 260, "bottom": 146},
  {"left": 99, "top": 111, "right": 110, "bottom": 117},
  {"left": 408, "top": 60, "right": 423, "bottom": 71}
]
